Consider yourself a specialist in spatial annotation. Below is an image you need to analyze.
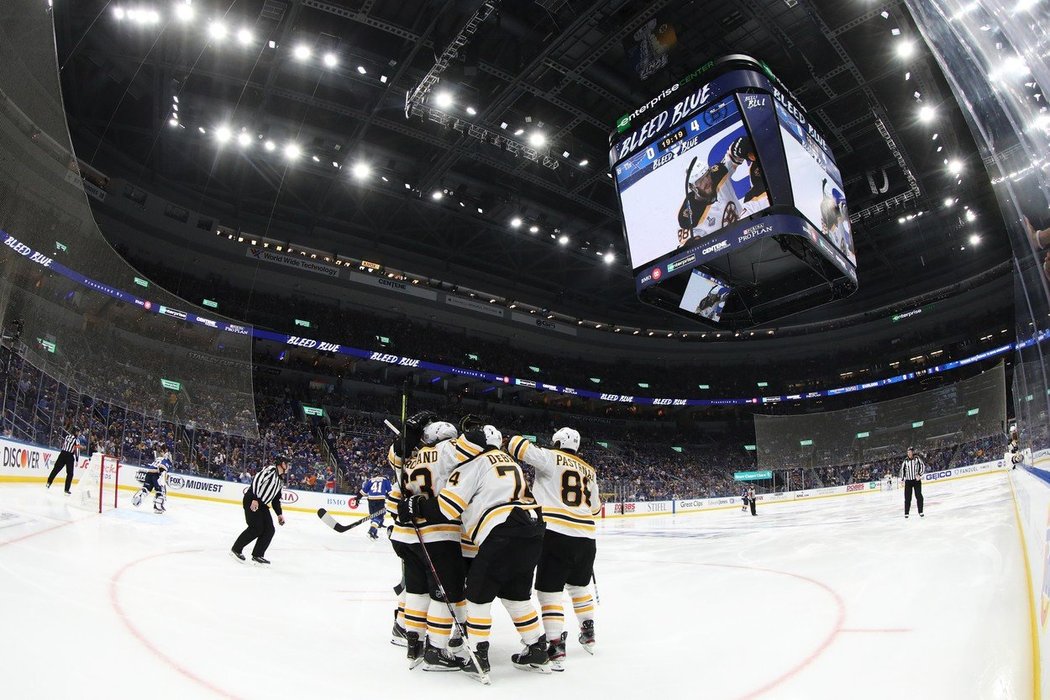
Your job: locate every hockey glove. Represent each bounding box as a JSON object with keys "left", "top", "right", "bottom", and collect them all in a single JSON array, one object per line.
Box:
[
  {"left": 404, "top": 410, "right": 436, "bottom": 449},
  {"left": 729, "top": 136, "right": 755, "bottom": 163},
  {"left": 459, "top": 413, "right": 488, "bottom": 434},
  {"left": 396, "top": 494, "right": 428, "bottom": 524}
]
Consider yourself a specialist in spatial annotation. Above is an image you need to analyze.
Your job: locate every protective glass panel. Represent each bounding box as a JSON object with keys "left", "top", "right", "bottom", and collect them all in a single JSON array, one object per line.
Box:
[
  {"left": 754, "top": 364, "right": 1007, "bottom": 469},
  {"left": 0, "top": 2, "right": 256, "bottom": 437}
]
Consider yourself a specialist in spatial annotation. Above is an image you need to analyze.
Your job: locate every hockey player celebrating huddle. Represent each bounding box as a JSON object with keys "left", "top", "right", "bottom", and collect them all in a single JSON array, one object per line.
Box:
[
  {"left": 133, "top": 445, "right": 172, "bottom": 514},
  {"left": 508, "top": 428, "right": 601, "bottom": 670},
  {"left": 385, "top": 411, "right": 466, "bottom": 672},
  {"left": 394, "top": 417, "right": 547, "bottom": 681}
]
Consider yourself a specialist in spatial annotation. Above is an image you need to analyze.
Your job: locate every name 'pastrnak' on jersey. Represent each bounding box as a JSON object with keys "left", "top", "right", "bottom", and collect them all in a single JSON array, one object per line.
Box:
[{"left": 508, "top": 436, "right": 601, "bottom": 538}]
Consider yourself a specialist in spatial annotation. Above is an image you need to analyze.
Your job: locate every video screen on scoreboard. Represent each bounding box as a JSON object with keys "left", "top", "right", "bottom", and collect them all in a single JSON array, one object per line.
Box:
[
  {"left": 775, "top": 102, "right": 856, "bottom": 267},
  {"left": 678, "top": 268, "right": 731, "bottom": 322},
  {"left": 615, "top": 98, "right": 770, "bottom": 271}
]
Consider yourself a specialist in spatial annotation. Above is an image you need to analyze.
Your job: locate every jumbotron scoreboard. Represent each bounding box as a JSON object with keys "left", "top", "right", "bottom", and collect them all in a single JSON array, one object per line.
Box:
[{"left": 609, "top": 55, "right": 857, "bottom": 328}]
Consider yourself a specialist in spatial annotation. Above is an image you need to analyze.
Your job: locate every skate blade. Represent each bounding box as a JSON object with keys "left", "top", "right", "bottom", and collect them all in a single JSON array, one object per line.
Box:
[
  {"left": 390, "top": 638, "right": 408, "bottom": 648},
  {"left": 423, "top": 663, "right": 465, "bottom": 672},
  {"left": 580, "top": 643, "right": 596, "bottom": 656},
  {"left": 513, "top": 662, "right": 552, "bottom": 674},
  {"left": 407, "top": 658, "right": 424, "bottom": 670},
  {"left": 462, "top": 670, "right": 491, "bottom": 685}
]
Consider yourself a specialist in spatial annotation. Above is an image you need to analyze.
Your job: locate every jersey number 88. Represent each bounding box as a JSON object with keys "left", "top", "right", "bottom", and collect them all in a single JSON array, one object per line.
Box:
[{"left": 561, "top": 471, "right": 592, "bottom": 508}]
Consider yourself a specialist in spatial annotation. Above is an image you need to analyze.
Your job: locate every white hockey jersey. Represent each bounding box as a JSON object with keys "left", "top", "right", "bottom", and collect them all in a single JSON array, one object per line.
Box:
[
  {"left": 435, "top": 435, "right": 541, "bottom": 547},
  {"left": 684, "top": 153, "right": 749, "bottom": 240},
  {"left": 386, "top": 439, "right": 462, "bottom": 544},
  {"left": 508, "top": 436, "right": 601, "bottom": 538}
]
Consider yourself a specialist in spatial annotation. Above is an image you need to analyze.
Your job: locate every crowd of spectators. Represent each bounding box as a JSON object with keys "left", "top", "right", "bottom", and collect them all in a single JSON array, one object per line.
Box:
[
  {"left": 0, "top": 343, "right": 1016, "bottom": 502},
  {"left": 124, "top": 254, "right": 1007, "bottom": 402}
]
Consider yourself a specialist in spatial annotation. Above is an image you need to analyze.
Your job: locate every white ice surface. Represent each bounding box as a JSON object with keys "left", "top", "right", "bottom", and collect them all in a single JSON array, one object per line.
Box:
[{"left": 0, "top": 472, "right": 1032, "bottom": 699}]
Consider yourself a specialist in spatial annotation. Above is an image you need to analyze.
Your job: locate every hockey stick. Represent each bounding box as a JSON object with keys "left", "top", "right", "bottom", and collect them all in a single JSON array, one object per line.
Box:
[
  {"left": 316, "top": 507, "right": 376, "bottom": 533},
  {"left": 396, "top": 388, "right": 490, "bottom": 685},
  {"left": 592, "top": 572, "right": 601, "bottom": 606},
  {"left": 383, "top": 419, "right": 400, "bottom": 436}
]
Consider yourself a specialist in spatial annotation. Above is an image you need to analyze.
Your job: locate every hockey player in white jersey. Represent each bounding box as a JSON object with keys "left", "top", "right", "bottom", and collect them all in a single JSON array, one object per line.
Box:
[
  {"left": 677, "top": 136, "right": 757, "bottom": 247},
  {"left": 400, "top": 425, "right": 549, "bottom": 681},
  {"left": 386, "top": 411, "right": 466, "bottom": 671},
  {"left": 133, "top": 446, "right": 171, "bottom": 513},
  {"left": 508, "top": 428, "right": 600, "bottom": 670}
]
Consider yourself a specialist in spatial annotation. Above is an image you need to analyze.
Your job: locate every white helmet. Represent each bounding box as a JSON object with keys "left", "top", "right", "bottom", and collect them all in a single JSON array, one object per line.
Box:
[
  {"left": 482, "top": 425, "right": 503, "bottom": 449},
  {"left": 422, "top": 421, "right": 458, "bottom": 445},
  {"left": 552, "top": 427, "right": 580, "bottom": 452}
]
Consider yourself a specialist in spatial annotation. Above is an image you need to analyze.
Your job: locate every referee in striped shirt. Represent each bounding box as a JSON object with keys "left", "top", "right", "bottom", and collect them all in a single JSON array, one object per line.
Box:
[
  {"left": 900, "top": 447, "right": 926, "bottom": 519},
  {"left": 231, "top": 456, "right": 289, "bottom": 565},
  {"left": 46, "top": 426, "right": 80, "bottom": 494}
]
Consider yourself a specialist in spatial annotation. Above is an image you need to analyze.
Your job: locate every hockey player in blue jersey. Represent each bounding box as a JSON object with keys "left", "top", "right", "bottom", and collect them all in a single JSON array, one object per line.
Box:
[
  {"left": 133, "top": 446, "right": 172, "bottom": 514},
  {"left": 361, "top": 473, "right": 393, "bottom": 539}
]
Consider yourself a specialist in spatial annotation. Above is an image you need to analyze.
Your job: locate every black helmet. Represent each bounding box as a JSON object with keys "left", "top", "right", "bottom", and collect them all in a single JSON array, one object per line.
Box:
[{"left": 275, "top": 455, "right": 291, "bottom": 465}]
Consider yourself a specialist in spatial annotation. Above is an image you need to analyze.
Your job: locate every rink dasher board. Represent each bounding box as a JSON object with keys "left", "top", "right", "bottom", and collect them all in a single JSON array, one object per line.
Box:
[
  {"left": 0, "top": 435, "right": 367, "bottom": 518},
  {"left": 0, "top": 432, "right": 1010, "bottom": 519},
  {"left": 606, "top": 458, "right": 1009, "bottom": 519}
]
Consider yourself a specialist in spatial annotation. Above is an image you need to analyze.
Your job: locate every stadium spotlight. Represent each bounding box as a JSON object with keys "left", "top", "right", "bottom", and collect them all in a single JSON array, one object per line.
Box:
[
  {"left": 208, "top": 20, "right": 228, "bottom": 41},
  {"left": 323, "top": 52, "right": 338, "bottom": 68},
  {"left": 514, "top": 128, "right": 525, "bottom": 136},
  {"left": 215, "top": 125, "right": 232, "bottom": 144},
  {"left": 944, "top": 197, "right": 955, "bottom": 207},
  {"left": 114, "top": 7, "right": 126, "bottom": 20},
  {"left": 558, "top": 235, "right": 569, "bottom": 245},
  {"left": 198, "top": 126, "right": 206, "bottom": 134},
  {"left": 264, "top": 140, "right": 275, "bottom": 152},
  {"left": 603, "top": 251, "right": 616, "bottom": 264},
  {"left": 174, "top": 2, "right": 195, "bottom": 22},
  {"left": 528, "top": 131, "right": 547, "bottom": 147},
  {"left": 356, "top": 65, "right": 367, "bottom": 75},
  {"left": 237, "top": 28, "right": 254, "bottom": 46},
  {"left": 529, "top": 225, "right": 539, "bottom": 233},
  {"left": 380, "top": 75, "right": 388, "bottom": 83},
  {"left": 965, "top": 210, "right": 977, "bottom": 222},
  {"left": 168, "top": 118, "right": 179, "bottom": 127},
  {"left": 579, "top": 159, "right": 589, "bottom": 167},
  {"left": 510, "top": 217, "right": 522, "bottom": 228},
  {"left": 351, "top": 162, "right": 371, "bottom": 180},
  {"left": 434, "top": 91, "right": 453, "bottom": 109},
  {"left": 283, "top": 142, "right": 301, "bottom": 160},
  {"left": 431, "top": 190, "right": 443, "bottom": 200},
  {"left": 237, "top": 131, "right": 252, "bottom": 148},
  {"left": 293, "top": 44, "right": 312, "bottom": 61},
  {"left": 896, "top": 40, "right": 916, "bottom": 59},
  {"left": 917, "top": 105, "right": 936, "bottom": 123},
  {"left": 947, "top": 158, "right": 964, "bottom": 175},
  {"left": 969, "top": 233, "right": 981, "bottom": 246},
  {"left": 466, "top": 106, "right": 477, "bottom": 116}
]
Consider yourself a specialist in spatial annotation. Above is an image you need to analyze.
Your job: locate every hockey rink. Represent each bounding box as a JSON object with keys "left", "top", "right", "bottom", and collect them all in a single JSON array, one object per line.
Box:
[{"left": 0, "top": 471, "right": 1031, "bottom": 700}]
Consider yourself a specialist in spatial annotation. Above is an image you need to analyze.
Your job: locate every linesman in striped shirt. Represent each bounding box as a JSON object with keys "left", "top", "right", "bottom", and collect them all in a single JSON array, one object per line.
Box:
[
  {"left": 900, "top": 447, "right": 925, "bottom": 519},
  {"left": 46, "top": 424, "right": 80, "bottom": 494},
  {"left": 231, "top": 456, "right": 289, "bottom": 564}
]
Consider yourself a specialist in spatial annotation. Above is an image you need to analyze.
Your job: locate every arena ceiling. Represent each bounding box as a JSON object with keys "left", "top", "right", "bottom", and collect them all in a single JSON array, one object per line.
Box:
[{"left": 54, "top": 0, "right": 1012, "bottom": 331}]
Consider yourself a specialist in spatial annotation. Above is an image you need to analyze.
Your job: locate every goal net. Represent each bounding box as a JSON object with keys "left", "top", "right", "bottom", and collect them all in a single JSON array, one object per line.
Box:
[
  {"left": 69, "top": 453, "right": 120, "bottom": 513},
  {"left": 880, "top": 476, "right": 901, "bottom": 492}
]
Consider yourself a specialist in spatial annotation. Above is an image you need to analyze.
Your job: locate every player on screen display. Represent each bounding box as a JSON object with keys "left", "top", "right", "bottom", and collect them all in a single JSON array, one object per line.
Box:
[
  {"left": 677, "top": 136, "right": 761, "bottom": 247},
  {"left": 508, "top": 428, "right": 601, "bottom": 670},
  {"left": 132, "top": 445, "right": 172, "bottom": 514}
]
